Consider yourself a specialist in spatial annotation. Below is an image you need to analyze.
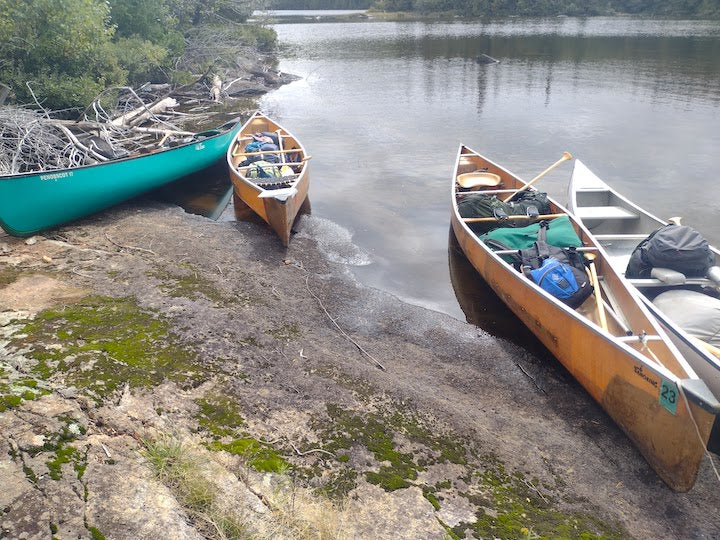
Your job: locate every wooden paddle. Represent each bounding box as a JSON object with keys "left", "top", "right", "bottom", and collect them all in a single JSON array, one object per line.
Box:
[
  {"left": 584, "top": 253, "right": 608, "bottom": 331},
  {"left": 502, "top": 152, "right": 573, "bottom": 203},
  {"left": 688, "top": 335, "right": 720, "bottom": 359}
]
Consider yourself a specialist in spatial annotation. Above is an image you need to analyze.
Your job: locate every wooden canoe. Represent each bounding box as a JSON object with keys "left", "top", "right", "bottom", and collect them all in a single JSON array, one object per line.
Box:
[
  {"left": 451, "top": 145, "right": 720, "bottom": 491},
  {"left": 0, "top": 120, "right": 242, "bottom": 237},
  {"left": 226, "top": 111, "right": 310, "bottom": 246},
  {"left": 568, "top": 160, "right": 720, "bottom": 426}
]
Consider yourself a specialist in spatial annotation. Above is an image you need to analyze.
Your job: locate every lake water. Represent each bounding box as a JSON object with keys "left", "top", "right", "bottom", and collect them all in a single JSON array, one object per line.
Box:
[
  {"left": 165, "top": 16, "right": 720, "bottom": 329},
  {"left": 253, "top": 16, "right": 720, "bottom": 323}
]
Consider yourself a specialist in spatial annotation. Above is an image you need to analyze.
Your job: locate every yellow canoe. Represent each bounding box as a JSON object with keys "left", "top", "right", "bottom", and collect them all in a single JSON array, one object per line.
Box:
[
  {"left": 227, "top": 111, "right": 310, "bottom": 246},
  {"left": 450, "top": 144, "right": 719, "bottom": 491}
]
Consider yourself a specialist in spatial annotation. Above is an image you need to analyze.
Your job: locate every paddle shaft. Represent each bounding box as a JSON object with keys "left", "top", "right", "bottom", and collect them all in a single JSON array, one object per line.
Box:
[
  {"left": 502, "top": 152, "right": 573, "bottom": 203},
  {"left": 688, "top": 335, "right": 720, "bottom": 358},
  {"left": 585, "top": 254, "right": 608, "bottom": 332}
]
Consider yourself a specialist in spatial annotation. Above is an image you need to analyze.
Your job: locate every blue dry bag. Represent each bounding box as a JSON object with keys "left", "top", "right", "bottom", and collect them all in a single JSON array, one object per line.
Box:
[{"left": 529, "top": 257, "right": 589, "bottom": 306}]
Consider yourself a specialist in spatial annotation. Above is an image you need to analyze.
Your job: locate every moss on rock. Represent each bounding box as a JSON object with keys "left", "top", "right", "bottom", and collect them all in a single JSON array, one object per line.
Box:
[
  {"left": 207, "top": 438, "right": 289, "bottom": 473},
  {"left": 315, "top": 403, "right": 468, "bottom": 493},
  {"left": 0, "top": 266, "right": 21, "bottom": 287},
  {"left": 9, "top": 296, "right": 206, "bottom": 401}
]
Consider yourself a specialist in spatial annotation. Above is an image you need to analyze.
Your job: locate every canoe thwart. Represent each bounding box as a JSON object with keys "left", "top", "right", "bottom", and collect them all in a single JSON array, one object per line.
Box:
[
  {"left": 232, "top": 148, "right": 306, "bottom": 158},
  {"left": 491, "top": 246, "right": 599, "bottom": 256},
  {"left": 234, "top": 162, "right": 306, "bottom": 172},
  {"left": 617, "top": 334, "right": 664, "bottom": 343},
  {"left": 463, "top": 213, "right": 565, "bottom": 223},
  {"left": 575, "top": 206, "right": 640, "bottom": 221},
  {"left": 457, "top": 189, "right": 518, "bottom": 196}
]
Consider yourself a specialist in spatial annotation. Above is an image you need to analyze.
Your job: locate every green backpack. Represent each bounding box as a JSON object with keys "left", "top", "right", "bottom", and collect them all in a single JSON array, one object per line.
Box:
[{"left": 480, "top": 215, "right": 582, "bottom": 251}]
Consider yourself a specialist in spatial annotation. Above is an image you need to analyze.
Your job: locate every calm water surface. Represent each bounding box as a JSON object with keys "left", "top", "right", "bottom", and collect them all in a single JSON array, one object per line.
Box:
[{"left": 250, "top": 16, "right": 720, "bottom": 323}]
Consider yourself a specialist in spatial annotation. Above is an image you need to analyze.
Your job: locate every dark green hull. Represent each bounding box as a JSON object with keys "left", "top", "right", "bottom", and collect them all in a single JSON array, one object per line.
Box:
[{"left": 0, "top": 121, "right": 241, "bottom": 237}]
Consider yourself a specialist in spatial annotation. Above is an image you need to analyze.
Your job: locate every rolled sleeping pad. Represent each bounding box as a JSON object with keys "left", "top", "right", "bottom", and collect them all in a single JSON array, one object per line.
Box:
[{"left": 653, "top": 289, "right": 720, "bottom": 347}]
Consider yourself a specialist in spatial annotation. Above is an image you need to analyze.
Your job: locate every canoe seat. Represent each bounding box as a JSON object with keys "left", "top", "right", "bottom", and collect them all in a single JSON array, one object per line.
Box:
[{"left": 575, "top": 206, "right": 639, "bottom": 221}]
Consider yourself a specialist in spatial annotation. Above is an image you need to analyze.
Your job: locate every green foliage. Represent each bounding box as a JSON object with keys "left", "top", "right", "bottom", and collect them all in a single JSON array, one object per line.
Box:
[
  {"left": 368, "top": 0, "right": 720, "bottom": 16},
  {"left": 110, "top": 0, "right": 176, "bottom": 42},
  {"left": 112, "top": 37, "right": 170, "bottom": 87},
  {"left": 0, "top": 0, "right": 269, "bottom": 110},
  {"left": 0, "top": 0, "right": 125, "bottom": 109},
  {"left": 169, "top": 0, "right": 253, "bottom": 27}
]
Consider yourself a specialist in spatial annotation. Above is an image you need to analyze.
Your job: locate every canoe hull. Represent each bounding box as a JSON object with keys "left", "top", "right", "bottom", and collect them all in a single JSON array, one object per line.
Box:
[
  {"left": 568, "top": 160, "right": 720, "bottom": 419},
  {"left": 452, "top": 147, "right": 717, "bottom": 491},
  {"left": 0, "top": 123, "right": 241, "bottom": 237},
  {"left": 227, "top": 112, "right": 309, "bottom": 246}
]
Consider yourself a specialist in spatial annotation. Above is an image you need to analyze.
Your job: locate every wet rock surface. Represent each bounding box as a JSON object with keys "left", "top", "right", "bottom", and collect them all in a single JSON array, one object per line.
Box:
[{"left": 1, "top": 201, "right": 719, "bottom": 539}]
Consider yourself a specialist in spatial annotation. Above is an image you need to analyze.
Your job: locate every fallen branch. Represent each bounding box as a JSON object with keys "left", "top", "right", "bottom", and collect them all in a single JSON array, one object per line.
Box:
[
  {"left": 304, "top": 274, "right": 385, "bottom": 371},
  {"left": 289, "top": 442, "right": 335, "bottom": 458},
  {"left": 515, "top": 362, "right": 546, "bottom": 394},
  {"left": 111, "top": 96, "right": 179, "bottom": 127},
  {"left": 55, "top": 124, "right": 109, "bottom": 162},
  {"left": 105, "top": 233, "right": 157, "bottom": 255}
]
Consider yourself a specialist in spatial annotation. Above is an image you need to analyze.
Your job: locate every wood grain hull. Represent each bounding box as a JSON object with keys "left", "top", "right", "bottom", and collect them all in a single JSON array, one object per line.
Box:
[
  {"left": 227, "top": 112, "right": 309, "bottom": 246},
  {"left": 452, "top": 146, "right": 719, "bottom": 491},
  {"left": 568, "top": 160, "right": 720, "bottom": 437}
]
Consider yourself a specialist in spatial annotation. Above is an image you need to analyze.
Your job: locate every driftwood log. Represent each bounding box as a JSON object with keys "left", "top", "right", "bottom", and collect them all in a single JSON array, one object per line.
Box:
[
  {"left": 210, "top": 75, "right": 222, "bottom": 102},
  {"left": 111, "top": 97, "right": 179, "bottom": 127}
]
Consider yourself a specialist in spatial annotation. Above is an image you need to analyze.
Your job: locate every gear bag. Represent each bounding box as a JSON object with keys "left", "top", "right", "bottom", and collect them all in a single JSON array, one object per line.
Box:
[
  {"left": 528, "top": 257, "right": 592, "bottom": 308},
  {"left": 625, "top": 224, "right": 715, "bottom": 278},
  {"left": 458, "top": 192, "right": 551, "bottom": 234},
  {"left": 484, "top": 220, "right": 593, "bottom": 308},
  {"left": 480, "top": 215, "right": 582, "bottom": 252}
]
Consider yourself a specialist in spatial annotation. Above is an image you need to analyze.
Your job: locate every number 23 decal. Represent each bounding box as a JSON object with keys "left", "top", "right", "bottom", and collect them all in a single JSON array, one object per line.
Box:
[{"left": 660, "top": 379, "right": 678, "bottom": 415}]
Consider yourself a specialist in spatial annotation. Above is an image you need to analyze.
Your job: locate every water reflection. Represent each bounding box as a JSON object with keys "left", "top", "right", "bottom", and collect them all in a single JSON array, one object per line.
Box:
[
  {"left": 264, "top": 17, "right": 720, "bottom": 322},
  {"left": 447, "top": 226, "right": 559, "bottom": 367},
  {"left": 149, "top": 161, "right": 233, "bottom": 221}
]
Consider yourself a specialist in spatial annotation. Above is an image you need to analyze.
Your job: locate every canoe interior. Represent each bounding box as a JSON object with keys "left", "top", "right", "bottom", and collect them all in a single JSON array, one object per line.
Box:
[
  {"left": 227, "top": 112, "right": 309, "bottom": 246},
  {"left": 452, "top": 145, "right": 718, "bottom": 491},
  {"left": 569, "top": 159, "right": 720, "bottom": 446},
  {"left": 569, "top": 160, "right": 720, "bottom": 268}
]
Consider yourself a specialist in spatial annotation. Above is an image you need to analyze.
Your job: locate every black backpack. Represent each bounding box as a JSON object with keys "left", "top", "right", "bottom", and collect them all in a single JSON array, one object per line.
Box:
[
  {"left": 626, "top": 225, "right": 715, "bottom": 279},
  {"left": 457, "top": 192, "right": 551, "bottom": 234}
]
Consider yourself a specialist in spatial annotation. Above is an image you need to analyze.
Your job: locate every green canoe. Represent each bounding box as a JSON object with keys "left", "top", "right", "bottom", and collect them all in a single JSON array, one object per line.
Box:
[{"left": 0, "top": 120, "right": 241, "bottom": 237}]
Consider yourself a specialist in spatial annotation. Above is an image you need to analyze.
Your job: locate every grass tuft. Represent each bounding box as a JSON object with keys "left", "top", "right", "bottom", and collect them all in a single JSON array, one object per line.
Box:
[{"left": 142, "top": 434, "right": 349, "bottom": 539}]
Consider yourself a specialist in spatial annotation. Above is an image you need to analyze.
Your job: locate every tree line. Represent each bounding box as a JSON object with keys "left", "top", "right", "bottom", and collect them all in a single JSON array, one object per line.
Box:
[
  {"left": 267, "top": 0, "right": 720, "bottom": 17},
  {"left": 0, "top": 0, "right": 271, "bottom": 110}
]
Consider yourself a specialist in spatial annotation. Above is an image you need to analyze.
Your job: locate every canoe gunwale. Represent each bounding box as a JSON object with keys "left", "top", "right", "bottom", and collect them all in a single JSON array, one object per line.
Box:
[
  {"left": 226, "top": 111, "right": 309, "bottom": 246},
  {"left": 0, "top": 121, "right": 242, "bottom": 237},
  {"left": 452, "top": 145, "right": 718, "bottom": 491},
  {"left": 0, "top": 120, "right": 241, "bottom": 182},
  {"left": 569, "top": 159, "right": 720, "bottom": 411}
]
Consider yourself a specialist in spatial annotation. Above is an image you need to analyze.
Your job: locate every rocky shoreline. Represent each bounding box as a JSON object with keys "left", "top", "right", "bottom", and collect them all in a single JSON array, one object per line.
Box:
[{"left": 1, "top": 199, "right": 720, "bottom": 539}]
